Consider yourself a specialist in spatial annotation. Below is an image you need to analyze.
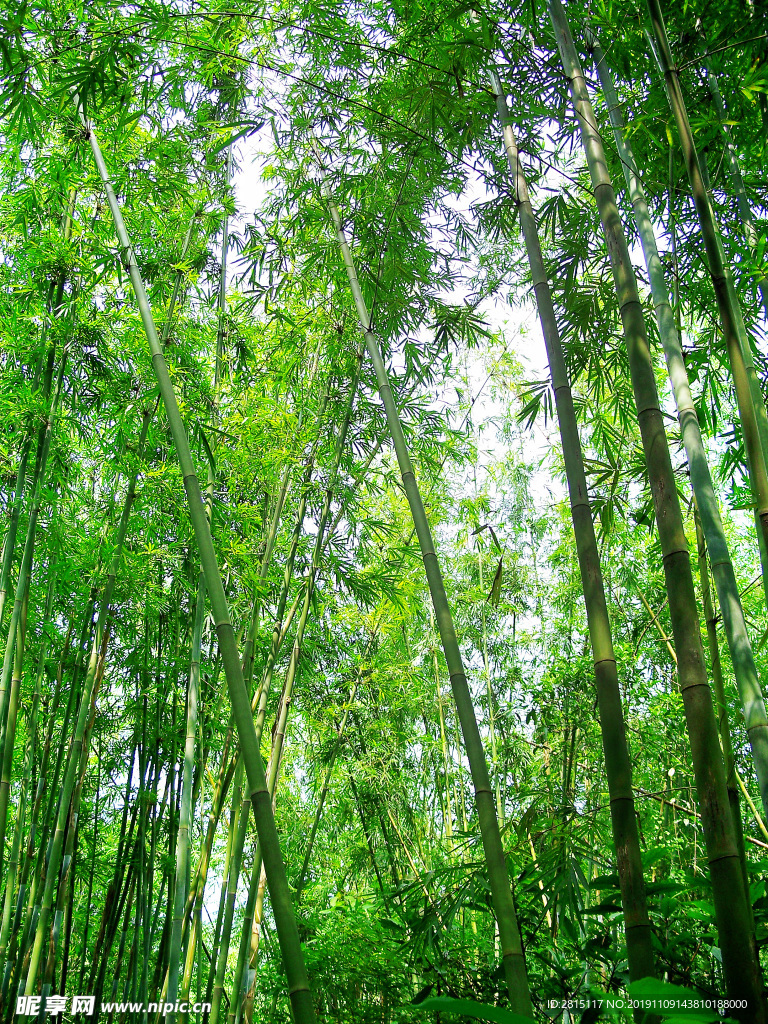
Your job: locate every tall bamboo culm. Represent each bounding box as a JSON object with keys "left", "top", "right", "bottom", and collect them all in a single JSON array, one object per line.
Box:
[
  {"left": 695, "top": 25, "right": 768, "bottom": 320},
  {"left": 314, "top": 141, "right": 534, "bottom": 1018},
  {"left": 694, "top": 504, "right": 752, "bottom": 917},
  {"left": 84, "top": 120, "right": 317, "bottom": 1024},
  {"left": 229, "top": 358, "right": 362, "bottom": 1023},
  {"left": 548, "top": 2, "right": 764, "bottom": 1016},
  {"left": 489, "top": 70, "right": 655, "bottom": 984},
  {"left": 589, "top": 35, "right": 768, "bottom": 825},
  {"left": 167, "top": 570, "right": 206, "bottom": 1010},
  {"left": 646, "top": 0, "right": 768, "bottom": 576}
]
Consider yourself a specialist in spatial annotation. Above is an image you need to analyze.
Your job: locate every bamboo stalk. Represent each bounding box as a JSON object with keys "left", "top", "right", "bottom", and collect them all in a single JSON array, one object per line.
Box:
[
  {"left": 314, "top": 140, "right": 533, "bottom": 1017},
  {"left": 229, "top": 359, "right": 363, "bottom": 1018},
  {"left": 85, "top": 120, "right": 316, "bottom": 1024},
  {"left": 0, "top": 557, "right": 54, "bottom": 969},
  {"left": 694, "top": 497, "right": 753, "bottom": 912},
  {"left": 550, "top": 2, "right": 763, "bottom": 1012},
  {"left": 647, "top": 0, "right": 768, "bottom": 576},
  {"left": 168, "top": 570, "right": 206, "bottom": 1007},
  {"left": 591, "top": 31, "right": 768, "bottom": 826},
  {"left": 294, "top": 669, "right": 362, "bottom": 900},
  {"left": 490, "top": 68, "right": 655, "bottom": 982},
  {"left": 0, "top": 193, "right": 74, "bottom": 627}
]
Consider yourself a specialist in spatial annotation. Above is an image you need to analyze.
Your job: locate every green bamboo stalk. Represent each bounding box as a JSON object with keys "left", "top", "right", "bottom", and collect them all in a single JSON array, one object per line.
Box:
[
  {"left": 249, "top": 392, "right": 330, "bottom": 740},
  {"left": 106, "top": 870, "right": 137, "bottom": 1024},
  {"left": 244, "top": 629, "right": 375, "bottom": 1022},
  {"left": 83, "top": 230, "right": 194, "bottom": 1017},
  {"left": 0, "top": 558, "right": 53, "bottom": 970},
  {"left": 314, "top": 141, "right": 534, "bottom": 1017},
  {"left": 216, "top": 145, "right": 234, "bottom": 375},
  {"left": 168, "top": 570, "right": 206, "bottom": 1010},
  {"left": 134, "top": 659, "right": 149, "bottom": 1007},
  {"left": 239, "top": 342, "right": 324, "bottom": 697},
  {"left": 0, "top": 620, "right": 27, "bottom": 960},
  {"left": 489, "top": 68, "right": 655, "bottom": 983},
  {"left": 158, "top": 275, "right": 326, "bottom": 1024},
  {"left": 241, "top": 466, "right": 291, "bottom": 689},
  {"left": 23, "top": 399, "right": 158, "bottom": 997},
  {"left": 74, "top": 727, "right": 101, "bottom": 997},
  {"left": 155, "top": 632, "right": 181, "bottom": 997},
  {"left": 294, "top": 672, "right": 360, "bottom": 901},
  {"left": 166, "top": 736, "right": 238, "bottom": 1006},
  {"left": 176, "top": 377, "right": 329, "bottom": 1010},
  {"left": 0, "top": 352, "right": 67, "bottom": 881},
  {"left": 0, "top": 193, "right": 74, "bottom": 626},
  {"left": 149, "top": 614, "right": 182, "bottom": 997},
  {"left": 202, "top": 775, "right": 239, "bottom": 1017},
  {"left": 86, "top": 794, "right": 138, "bottom": 1019},
  {"left": 226, "top": 853, "right": 261, "bottom": 1024},
  {"left": 477, "top": 544, "right": 503, "bottom": 827},
  {"left": 41, "top": 620, "right": 109, "bottom": 1013},
  {"left": 228, "top": 359, "right": 364, "bottom": 1019},
  {"left": 590, "top": 32, "right": 768, "bottom": 826},
  {"left": 208, "top": 760, "right": 248, "bottom": 1024},
  {"left": 180, "top": 672, "right": 213, "bottom": 1007},
  {"left": 239, "top": 647, "right": 303, "bottom": 1024},
  {"left": 26, "top": 586, "right": 94, "bottom": 912},
  {"left": 646, "top": 0, "right": 768, "bottom": 571},
  {"left": 432, "top": 644, "right": 454, "bottom": 845},
  {"left": 85, "top": 118, "right": 316, "bottom": 1024},
  {"left": 243, "top": 862, "right": 268, "bottom": 1024},
  {"left": 694, "top": 504, "right": 752, "bottom": 916},
  {"left": 550, "top": 1, "right": 763, "bottom": 1012},
  {"left": 143, "top": 644, "right": 162, "bottom": 1018},
  {"left": 11, "top": 205, "right": 194, "bottom": 1004},
  {"left": 695, "top": 23, "right": 768, "bottom": 319},
  {"left": 0, "top": 440, "right": 32, "bottom": 629},
  {"left": 0, "top": 613, "right": 74, "bottom": 1010}
]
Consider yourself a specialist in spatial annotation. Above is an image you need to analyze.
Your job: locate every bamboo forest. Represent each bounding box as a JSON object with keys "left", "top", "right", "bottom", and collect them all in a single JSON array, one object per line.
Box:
[{"left": 5, "top": 0, "right": 768, "bottom": 1020}]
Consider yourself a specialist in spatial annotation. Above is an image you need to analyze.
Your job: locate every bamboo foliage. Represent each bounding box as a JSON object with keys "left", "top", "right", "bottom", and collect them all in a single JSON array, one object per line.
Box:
[{"left": 0, "top": 3, "right": 765, "bottom": 1020}]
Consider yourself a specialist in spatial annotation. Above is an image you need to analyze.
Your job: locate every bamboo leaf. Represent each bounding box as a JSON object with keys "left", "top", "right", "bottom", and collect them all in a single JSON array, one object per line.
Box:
[{"left": 403, "top": 997, "right": 532, "bottom": 1023}]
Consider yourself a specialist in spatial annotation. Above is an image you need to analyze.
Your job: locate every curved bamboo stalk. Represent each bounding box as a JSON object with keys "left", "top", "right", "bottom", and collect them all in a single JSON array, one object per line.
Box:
[
  {"left": 489, "top": 69, "right": 655, "bottom": 984},
  {"left": 0, "top": 353, "right": 67, "bottom": 881},
  {"left": 168, "top": 570, "right": 206, "bottom": 1007},
  {"left": 694, "top": 505, "right": 752, "bottom": 913},
  {"left": 313, "top": 141, "right": 534, "bottom": 1017},
  {"left": 84, "top": 120, "right": 316, "bottom": 1024},
  {"left": 695, "top": 23, "right": 768, "bottom": 319},
  {"left": 646, "top": 0, "right": 768, "bottom": 574},
  {"left": 550, "top": 1, "right": 763, "bottom": 1013}
]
